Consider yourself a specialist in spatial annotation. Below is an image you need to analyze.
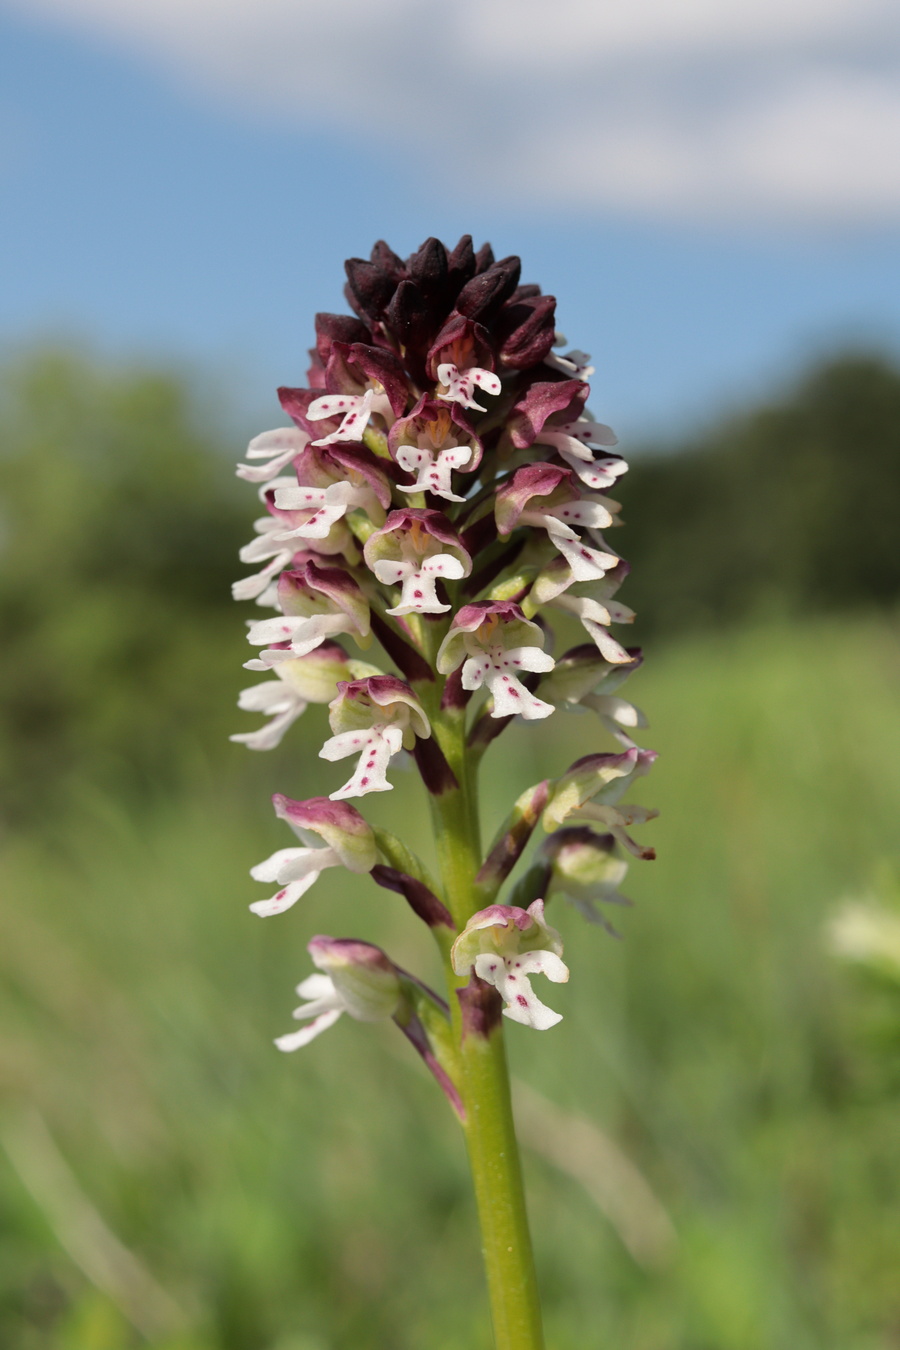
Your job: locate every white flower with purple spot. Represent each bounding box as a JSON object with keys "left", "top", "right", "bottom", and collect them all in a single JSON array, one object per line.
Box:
[
  {"left": 307, "top": 387, "right": 392, "bottom": 446},
  {"left": 436, "top": 362, "right": 501, "bottom": 413},
  {"left": 451, "top": 900, "right": 569, "bottom": 1030},
  {"left": 273, "top": 479, "right": 375, "bottom": 540},
  {"left": 537, "top": 420, "right": 627, "bottom": 493},
  {"left": 247, "top": 610, "right": 357, "bottom": 664},
  {"left": 245, "top": 562, "right": 371, "bottom": 668},
  {"left": 363, "top": 509, "right": 472, "bottom": 617},
  {"left": 396, "top": 443, "right": 473, "bottom": 502},
  {"left": 461, "top": 646, "right": 555, "bottom": 719},
  {"left": 375, "top": 553, "right": 466, "bottom": 616},
  {"left": 231, "top": 643, "right": 355, "bottom": 751},
  {"left": 236, "top": 427, "right": 309, "bottom": 483},
  {"left": 496, "top": 464, "right": 620, "bottom": 584},
  {"left": 437, "top": 601, "right": 556, "bottom": 721},
  {"left": 321, "top": 676, "right": 431, "bottom": 801},
  {"left": 320, "top": 722, "right": 406, "bottom": 799}
]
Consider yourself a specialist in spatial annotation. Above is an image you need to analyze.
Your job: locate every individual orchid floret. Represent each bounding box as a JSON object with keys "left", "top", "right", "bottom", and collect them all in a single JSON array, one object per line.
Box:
[
  {"left": 363, "top": 508, "right": 472, "bottom": 617},
  {"left": 250, "top": 794, "right": 377, "bottom": 917},
  {"left": 236, "top": 426, "right": 309, "bottom": 484},
  {"left": 436, "top": 601, "right": 555, "bottom": 720},
  {"left": 529, "top": 559, "right": 635, "bottom": 665},
  {"left": 389, "top": 398, "right": 482, "bottom": 503},
  {"left": 509, "top": 380, "right": 626, "bottom": 493},
  {"left": 543, "top": 748, "right": 658, "bottom": 858},
  {"left": 230, "top": 642, "right": 356, "bottom": 751},
  {"left": 321, "top": 675, "right": 431, "bottom": 800},
  {"left": 245, "top": 563, "right": 371, "bottom": 667},
  {"left": 539, "top": 420, "right": 626, "bottom": 494},
  {"left": 451, "top": 900, "right": 569, "bottom": 1030},
  {"left": 539, "top": 828, "right": 631, "bottom": 934},
  {"left": 272, "top": 443, "right": 391, "bottom": 540},
  {"left": 426, "top": 314, "right": 501, "bottom": 413},
  {"left": 275, "top": 937, "right": 403, "bottom": 1049},
  {"left": 233, "top": 459, "right": 361, "bottom": 605},
  {"left": 275, "top": 935, "right": 463, "bottom": 1113},
  {"left": 436, "top": 362, "right": 501, "bottom": 413},
  {"left": 540, "top": 645, "right": 646, "bottom": 745},
  {"left": 306, "top": 341, "right": 410, "bottom": 446},
  {"left": 496, "top": 464, "right": 620, "bottom": 583},
  {"left": 306, "top": 389, "right": 384, "bottom": 446}
]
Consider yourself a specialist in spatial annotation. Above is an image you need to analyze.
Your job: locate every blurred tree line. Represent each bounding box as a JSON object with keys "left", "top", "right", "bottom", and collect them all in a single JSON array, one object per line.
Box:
[
  {"left": 624, "top": 353, "right": 900, "bottom": 635},
  {"left": 0, "top": 351, "right": 248, "bottom": 825},
  {"left": 2, "top": 347, "right": 898, "bottom": 824}
]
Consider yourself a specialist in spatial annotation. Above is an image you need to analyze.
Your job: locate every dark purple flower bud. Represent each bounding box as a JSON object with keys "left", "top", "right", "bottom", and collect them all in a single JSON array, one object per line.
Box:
[
  {"left": 508, "top": 284, "right": 542, "bottom": 303},
  {"left": 496, "top": 294, "right": 558, "bottom": 370},
  {"left": 407, "top": 236, "right": 451, "bottom": 316},
  {"left": 344, "top": 255, "right": 402, "bottom": 323},
  {"left": 371, "top": 239, "right": 407, "bottom": 280},
  {"left": 385, "top": 281, "right": 433, "bottom": 371},
  {"left": 455, "top": 256, "right": 522, "bottom": 323},
  {"left": 446, "top": 234, "right": 476, "bottom": 294},
  {"left": 314, "top": 313, "right": 372, "bottom": 366},
  {"left": 474, "top": 242, "right": 495, "bottom": 273}
]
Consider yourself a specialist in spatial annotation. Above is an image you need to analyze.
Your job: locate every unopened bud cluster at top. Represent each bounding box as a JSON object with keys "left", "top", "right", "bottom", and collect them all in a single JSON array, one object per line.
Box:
[{"left": 230, "top": 235, "right": 656, "bottom": 1062}]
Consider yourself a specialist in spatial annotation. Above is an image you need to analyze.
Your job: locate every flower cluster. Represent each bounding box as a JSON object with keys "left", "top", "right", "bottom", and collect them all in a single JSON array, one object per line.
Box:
[{"left": 231, "top": 236, "right": 656, "bottom": 1081}]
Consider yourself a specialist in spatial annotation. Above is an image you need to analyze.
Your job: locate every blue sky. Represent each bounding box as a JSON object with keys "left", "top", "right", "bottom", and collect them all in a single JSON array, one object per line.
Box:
[{"left": 3, "top": 2, "right": 899, "bottom": 441}]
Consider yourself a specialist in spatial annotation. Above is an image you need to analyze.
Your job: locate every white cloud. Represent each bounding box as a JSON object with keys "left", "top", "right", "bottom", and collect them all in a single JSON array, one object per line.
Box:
[{"left": 10, "top": 0, "right": 900, "bottom": 224}]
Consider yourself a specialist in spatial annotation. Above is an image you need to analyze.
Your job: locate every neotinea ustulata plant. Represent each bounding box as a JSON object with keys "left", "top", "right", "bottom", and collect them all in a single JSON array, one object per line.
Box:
[{"left": 231, "top": 235, "right": 657, "bottom": 1350}]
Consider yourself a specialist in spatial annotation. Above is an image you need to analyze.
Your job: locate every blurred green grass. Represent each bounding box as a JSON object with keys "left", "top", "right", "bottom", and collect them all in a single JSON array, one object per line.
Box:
[{"left": 3, "top": 613, "right": 900, "bottom": 1349}]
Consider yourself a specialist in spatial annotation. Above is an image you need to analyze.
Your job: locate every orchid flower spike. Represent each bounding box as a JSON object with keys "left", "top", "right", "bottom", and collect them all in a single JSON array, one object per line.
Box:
[
  {"left": 231, "top": 235, "right": 659, "bottom": 1296},
  {"left": 232, "top": 235, "right": 659, "bottom": 1338}
]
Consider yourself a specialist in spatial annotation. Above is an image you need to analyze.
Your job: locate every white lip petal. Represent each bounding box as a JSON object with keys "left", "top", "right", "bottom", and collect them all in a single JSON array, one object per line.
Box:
[{"left": 274, "top": 1008, "right": 343, "bottom": 1051}]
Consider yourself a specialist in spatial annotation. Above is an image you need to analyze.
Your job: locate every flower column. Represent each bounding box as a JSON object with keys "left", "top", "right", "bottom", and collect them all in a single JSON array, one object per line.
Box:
[{"left": 231, "top": 235, "right": 657, "bottom": 1350}]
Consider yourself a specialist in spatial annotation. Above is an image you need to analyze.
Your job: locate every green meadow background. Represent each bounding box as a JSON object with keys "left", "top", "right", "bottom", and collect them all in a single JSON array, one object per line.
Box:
[{"left": 2, "top": 350, "right": 900, "bottom": 1349}]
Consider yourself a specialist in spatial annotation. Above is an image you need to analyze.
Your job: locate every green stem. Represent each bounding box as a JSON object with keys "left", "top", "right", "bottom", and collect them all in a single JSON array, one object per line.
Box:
[{"left": 428, "top": 706, "right": 545, "bottom": 1350}]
